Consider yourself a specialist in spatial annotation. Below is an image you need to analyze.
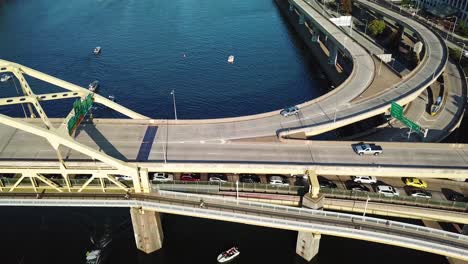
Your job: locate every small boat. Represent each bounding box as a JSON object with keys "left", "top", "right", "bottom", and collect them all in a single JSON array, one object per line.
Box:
[
  {"left": 108, "top": 95, "right": 115, "bottom": 102},
  {"left": 86, "top": 249, "right": 104, "bottom": 264},
  {"left": 227, "top": 55, "right": 235, "bottom": 64},
  {"left": 217, "top": 247, "right": 240, "bottom": 263},
  {"left": 93, "top": 46, "right": 101, "bottom": 55},
  {"left": 0, "top": 74, "right": 11, "bottom": 82},
  {"left": 85, "top": 226, "right": 112, "bottom": 264},
  {"left": 88, "top": 80, "right": 99, "bottom": 92}
]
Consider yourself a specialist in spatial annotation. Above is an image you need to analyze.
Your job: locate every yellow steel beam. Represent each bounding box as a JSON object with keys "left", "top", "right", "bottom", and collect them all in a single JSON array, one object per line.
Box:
[{"left": 0, "top": 60, "right": 149, "bottom": 120}]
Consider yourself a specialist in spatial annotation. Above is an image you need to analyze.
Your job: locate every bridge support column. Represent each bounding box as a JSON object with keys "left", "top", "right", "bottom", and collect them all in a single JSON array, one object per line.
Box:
[
  {"left": 299, "top": 14, "right": 305, "bottom": 24},
  {"left": 130, "top": 208, "right": 164, "bottom": 254},
  {"left": 296, "top": 232, "right": 321, "bottom": 261},
  {"left": 328, "top": 44, "right": 338, "bottom": 65}
]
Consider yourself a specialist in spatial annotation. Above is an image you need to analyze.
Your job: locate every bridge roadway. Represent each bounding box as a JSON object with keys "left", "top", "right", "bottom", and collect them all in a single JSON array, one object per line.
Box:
[
  {"left": 0, "top": 191, "right": 466, "bottom": 260},
  {"left": 0, "top": 0, "right": 446, "bottom": 142},
  {"left": 0, "top": 122, "right": 467, "bottom": 178}
]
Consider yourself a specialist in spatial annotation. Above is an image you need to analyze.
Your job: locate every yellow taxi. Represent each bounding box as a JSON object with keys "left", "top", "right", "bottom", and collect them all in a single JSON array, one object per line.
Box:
[{"left": 404, "top": 177, "right": 427, "bottom": 188}]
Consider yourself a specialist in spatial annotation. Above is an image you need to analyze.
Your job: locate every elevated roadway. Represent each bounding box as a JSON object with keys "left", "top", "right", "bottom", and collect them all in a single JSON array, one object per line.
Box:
[
  {"left": 0, "top": 191, "right": 466, "bottom": 260},
  {"left": 0, "top": 123, "right": 467, "bottom": 178}
]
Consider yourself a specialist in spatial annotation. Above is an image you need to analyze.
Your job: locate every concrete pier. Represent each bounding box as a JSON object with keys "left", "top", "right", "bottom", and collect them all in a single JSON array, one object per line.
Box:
[
  {"left": 130, "top": 207, "right": 164, "bottom": 254},
  {"left": 296, "top": 231, "right": 321, "bottom": 261}
]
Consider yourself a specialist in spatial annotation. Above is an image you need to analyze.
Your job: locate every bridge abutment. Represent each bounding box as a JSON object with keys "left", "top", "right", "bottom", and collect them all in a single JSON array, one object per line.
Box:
[
  {"left": 130, "top": 207, "right": 164, "bottom": 254},
  {"left": 296, "top": 232, "right": 321, "bottom": 261}
]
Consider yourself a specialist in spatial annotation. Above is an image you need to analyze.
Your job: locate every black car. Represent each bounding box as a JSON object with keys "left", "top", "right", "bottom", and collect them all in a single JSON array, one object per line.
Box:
[
  {"left": 0, "top": 173, "right": 15, "bottom": 179},
  {"left": 345, "top": 180, "right": 370, "bottom": 192},
  {"left": 318, "top": 176, "right": 337, "bottom": 189},
  {"left": 239, "top": 174, "right": 260, "bottom": 183},
  {"left": 441, "top": 188, "right": 465, "bottom": 202}
]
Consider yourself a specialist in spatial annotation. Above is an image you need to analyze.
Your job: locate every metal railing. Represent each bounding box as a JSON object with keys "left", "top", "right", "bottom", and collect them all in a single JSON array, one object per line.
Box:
[
  {"left": 320, "top": 188, "right": 468, "bottom": 211},
  {"left": 0, "top": 191, "right": 466, "bottom": 259},
  {"left": 156, "top": 190, "right": 468, "bottom": 245}
]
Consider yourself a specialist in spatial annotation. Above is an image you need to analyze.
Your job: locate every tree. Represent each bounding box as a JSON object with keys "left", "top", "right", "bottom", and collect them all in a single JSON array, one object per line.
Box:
[
  {"left": 341, "top": 0, "right": 352, "bottom": 15},
  {"left": 368, "top": 19, "right": 386, "bottom": 37}
]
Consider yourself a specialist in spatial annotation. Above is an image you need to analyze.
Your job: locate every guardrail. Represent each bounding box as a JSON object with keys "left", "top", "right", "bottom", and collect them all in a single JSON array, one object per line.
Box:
[
  {"left": 320, "top": 188, "right": 468, "bottom": 211},
  {"left": 156, "top": 190, "right": 468, "bottom": 244},
  {"left": 0, "top": 191, "right": 467, "bottom": 259},
  {"left": 153, "top": 181, "right": 304, "bottom": 195}
]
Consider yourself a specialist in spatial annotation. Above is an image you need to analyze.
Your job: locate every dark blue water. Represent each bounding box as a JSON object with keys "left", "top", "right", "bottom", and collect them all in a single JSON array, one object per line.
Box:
[
  {"left": 0, "top": 0, "right": 448, "bottom": 263},
  {"left": 0, "top": 207, "right": 447, "bottom": 264},
  {"left": 0, "top": 0, "right": 325, "bottom": 119}
]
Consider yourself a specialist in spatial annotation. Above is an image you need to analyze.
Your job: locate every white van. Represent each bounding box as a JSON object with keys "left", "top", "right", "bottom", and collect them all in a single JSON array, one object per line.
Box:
[{"left": 351, "top": 176, "right": 377, "bottom": 184}]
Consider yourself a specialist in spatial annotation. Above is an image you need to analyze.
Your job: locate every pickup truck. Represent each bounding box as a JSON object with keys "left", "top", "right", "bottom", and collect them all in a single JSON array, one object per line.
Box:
[{"left": 352, "top": 142, "right": 383, "bottom": 156}]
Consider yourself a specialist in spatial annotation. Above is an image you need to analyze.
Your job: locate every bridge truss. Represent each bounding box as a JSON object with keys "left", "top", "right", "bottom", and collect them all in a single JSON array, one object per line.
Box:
[{"left": 0, "top": 59, "right": 152, "bottom": 193}]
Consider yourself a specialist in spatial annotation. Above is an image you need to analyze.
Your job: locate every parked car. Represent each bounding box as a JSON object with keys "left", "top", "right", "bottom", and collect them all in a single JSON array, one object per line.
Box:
[
  {"left": 403, "top": 177, "right": 427, "bottom": 188},
  {"left": 351, "top": 176, "right": 377, "bottom": 184},
  {"left": 441, "top": 188, "right": 465, "bottom": 202},
  {"left": 280, "top": 105, "right": 299, "bottom": 117},
  {"left": 43, "top": 174, "right": 61, "bottom": 179},
  {"left": 318, "top": 176, "right": 337, "bottom": 188},
  {"left": 180, "top": 173, "right": 200, "bottom": 182},
  {"left": 352, "top": 142, "right": 383, "bottom": 156},
  {"left": 208, "top": 173, "right": 227, "bottom": 182},
  {"left": 75, "top": 174, "right": 92, "bottom": 180},
  {"left": 116, "top": 175, "right": 132, "bottom": 181},
  {"left": 376, "top": 185, "right": 399, "bottom": 197},
  {"left": 0, "top": 173, "right": 15, "bottom": 179},
  {"left": 345, "top": 180, "right": 369, "bottom": 192},
  {"left": 268, "top": 175, "right": 289, "bottom": 186},
  {"left": 239, "top": 174, "right": 260, "bottom": 183},
  {"left": 152, "top": 172, "right": 174, "bottom": 182},
  {"left": 404, "top": 187, "right": 432, "bottom": 198}
]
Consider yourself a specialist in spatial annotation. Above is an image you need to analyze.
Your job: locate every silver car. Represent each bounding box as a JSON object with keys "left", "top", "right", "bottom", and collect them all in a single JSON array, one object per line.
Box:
[{"left": 280, "top": 106, "right": 299, "bottom": 117}]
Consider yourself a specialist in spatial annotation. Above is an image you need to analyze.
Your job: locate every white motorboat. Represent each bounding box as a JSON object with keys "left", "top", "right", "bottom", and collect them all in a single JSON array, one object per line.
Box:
[
  {"left": 86, "top": 249, "right": 103, "bottom": 264},
  {"left": 93, "top": 46, "right": 101, "bottom": 55},
  {"left": 108, "top": 95, "right": 115, "bottom": 102},
  {"left": 227, "top": 55, "right": 234, "bottom": 64},
  {"left": 0, "top": 74, "right": 11, "bottom": 82},
  {"left": 217, "top": 247, "right": 240, "bottom": 263},
  {"left": 88, "top": 80, "right": 99, "bottom": 92}
]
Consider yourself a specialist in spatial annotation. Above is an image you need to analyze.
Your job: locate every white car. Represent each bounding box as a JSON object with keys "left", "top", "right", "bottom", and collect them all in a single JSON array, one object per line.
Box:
[
  {"left": 376, "top": 185, "right": 400, "bottom": 197},
  {"left": 280, "top": 106, "right": 299, "bottom": 117},
  {"left": 152, "top": 172, "right": 174, "bottom": 182},
  {"left": 352, "top": 176, "right": 377, "bottom": 184},
  {"left": 209, "top": 176, "right": 227, "bottom": 183},
  {"left": 115, "top": 175, "right": 132, "bottom": 181},
  {"left": 269, "top": 175, "right": 289, "bottom": 186}
]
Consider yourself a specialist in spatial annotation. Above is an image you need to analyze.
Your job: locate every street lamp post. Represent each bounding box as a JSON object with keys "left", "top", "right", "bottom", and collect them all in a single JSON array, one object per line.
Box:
[
  {"left": 332, "top": 86, "right": 337, "bottom": 123},
  {"left": 363, "top": 196, "right": 370, "bottom": 217},
  {"left": 236, "top": 180, "right": 239, "bottom": 204},
  {"left": 459, "top": 42, "right": 466, "bottom": 63},
  {"left": 170, "top": 90, "right": 178, "bottom": 120},
  {"left": 446, "top": 16, "right": 458, "bottom": 41},
  {"left": 363, "top": 19, "right": 368, "bottom": 35}
]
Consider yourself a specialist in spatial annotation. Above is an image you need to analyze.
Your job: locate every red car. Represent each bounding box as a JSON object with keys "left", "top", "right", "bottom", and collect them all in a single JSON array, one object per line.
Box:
[{"left": 180, "top": 173, "right": 200, "bottom": 182}]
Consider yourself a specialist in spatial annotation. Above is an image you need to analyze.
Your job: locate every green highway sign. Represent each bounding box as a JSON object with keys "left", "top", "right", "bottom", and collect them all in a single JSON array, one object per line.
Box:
[
  {"left": 401, "top": 116, "right": 422, "bottom": 133},
  {"left": 390, "top": 101, "right": 403, "bottom": 119},
  {"left": 389, "top": 101, "right": 424, "bottom": 136},
  {"left": 67, "top": 94, "right": 93, "bottom": 134}
]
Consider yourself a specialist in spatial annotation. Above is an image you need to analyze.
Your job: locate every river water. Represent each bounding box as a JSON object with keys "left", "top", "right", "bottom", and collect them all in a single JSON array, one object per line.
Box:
[{"left": 0, "top": 0, "right": 449, "bottom": 263}]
